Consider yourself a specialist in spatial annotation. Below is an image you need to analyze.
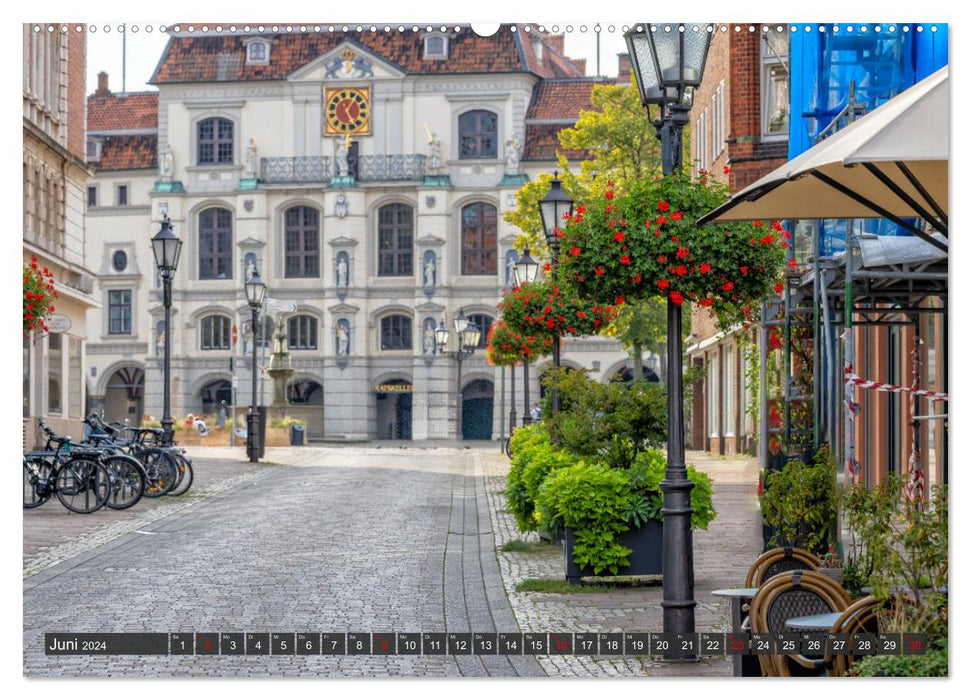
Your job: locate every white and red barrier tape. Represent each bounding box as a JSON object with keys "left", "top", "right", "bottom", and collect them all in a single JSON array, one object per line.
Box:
[{"left": 843, "top": 364, "right": 949, "bottom": 402}]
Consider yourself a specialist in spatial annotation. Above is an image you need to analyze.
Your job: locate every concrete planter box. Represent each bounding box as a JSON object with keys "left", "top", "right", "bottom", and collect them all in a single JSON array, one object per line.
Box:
[{"left": 564, "top": 519, "right": 663, "bottom": 583}]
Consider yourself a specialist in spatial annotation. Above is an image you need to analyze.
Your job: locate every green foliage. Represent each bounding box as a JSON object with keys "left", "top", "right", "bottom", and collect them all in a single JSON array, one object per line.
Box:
[
  {"left": 629, "top": 450, "right": 718, "bottom": 531},
  {"left": 515, "top": 578, "right": 614, "bottom": 594},
  {"left": 269, "top": 417, "right": 306, "bottom": 428},
  {"left": 850, "top": 638, "right": 947, "bottom": 677},
  {"left": 505, "top": 423, "right": 565, "bottom": 532},
  {"left": 759, "top": 446, "right": 837, "bottom": 552},
  {"left": 538, "top": 462, "right": 634, "bottom": 575},
  {"left": 842, "top": 477, "right": 948, "bottom": 642},
  {"left": 542, "top": 368, "right": 666, "bottom": 470}
]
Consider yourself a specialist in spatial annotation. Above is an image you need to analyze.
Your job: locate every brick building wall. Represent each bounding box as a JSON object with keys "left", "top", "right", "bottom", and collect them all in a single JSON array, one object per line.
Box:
[{"left": 66, "top": 25, "right": 86, "bottom": 160}]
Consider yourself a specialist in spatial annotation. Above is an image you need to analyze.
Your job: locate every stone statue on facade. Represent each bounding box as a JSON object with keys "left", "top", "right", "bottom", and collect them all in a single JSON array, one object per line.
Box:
[
  {"left": 244, "top": 137, "right": 258, "bottom": 178},
  {"left": 505, "top": 135, "right": 521, "bottom": 175},
  {"left": 426, "top": 131, "right": 443, "bottom": 175},
  {"left": 335, "top": 135, "right": 350, "bottom": 178},
  {"left": 336, "top": 322, "right": 349, "bottom": 356},
  {"left": 423, "top": 254, "right": 436, "bottom": 288},
  {"left": 336, "top": 254, "right": 348, "bottom": 288},
  {"left": 159, "top": 143, "right": 174, "bottom": 181},
  {"left": 422, "top": 319, "right": 435, "bottom": 355}
]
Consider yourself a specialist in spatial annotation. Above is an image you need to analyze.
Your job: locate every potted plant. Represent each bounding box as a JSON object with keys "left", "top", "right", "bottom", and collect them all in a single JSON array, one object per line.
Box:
[{"left": 537, "top": 448, "right": 716, "bottom": 582}]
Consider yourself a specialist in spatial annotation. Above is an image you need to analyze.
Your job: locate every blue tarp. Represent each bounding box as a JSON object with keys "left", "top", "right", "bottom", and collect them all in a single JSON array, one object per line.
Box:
[{"left": 787, "top": 24, "right": 947, "bottom": 256}]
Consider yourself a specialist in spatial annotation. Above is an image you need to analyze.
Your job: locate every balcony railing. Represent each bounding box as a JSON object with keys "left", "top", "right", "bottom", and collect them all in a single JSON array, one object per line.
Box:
[
  {"left": 355, "top": 154, "right": 426, "bottom": 182},
  {"left": 260, "top": 154, "right": 426, "bottom": 184},
  {"left": 261, "top": 156, "right": 332, "bottom": 184}
]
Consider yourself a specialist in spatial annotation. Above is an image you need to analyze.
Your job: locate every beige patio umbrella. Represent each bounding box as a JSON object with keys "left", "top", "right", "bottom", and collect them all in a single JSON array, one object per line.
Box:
[{"left": 698, "top": 66, "right": 948, "bottom": 252}]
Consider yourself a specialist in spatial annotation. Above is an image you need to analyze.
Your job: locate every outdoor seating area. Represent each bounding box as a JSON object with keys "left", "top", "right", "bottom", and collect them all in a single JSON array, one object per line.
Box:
[{"left": 714, "top": 547, "right": 939, "bottom": 677}]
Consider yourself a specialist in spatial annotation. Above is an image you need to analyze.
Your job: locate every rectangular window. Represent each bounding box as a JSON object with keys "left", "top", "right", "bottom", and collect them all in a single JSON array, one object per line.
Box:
[
  {"left": 380, "top": 316, "right": 412, "bottom": 350},
  {"left": 47, "top": 333, "right": 62, "bottom": 414},
  {"left": 287, "top": 316, "right": 318, "bottom": 350},
  {"left": 87, "top": 186, "right": 97, "bottom": 207},
  {"left": 723, "top": 346, "right": 735, "bottom": 436},
  {"left": 108, "top": 290, "right": 132, "bottom": 335},
  {"left": 201, "top": 316, "right": 231, "bottom": 350},
  {"left": 762, "top": 26, "right": 790, "bottom": 138},
  {"left": 69, "top": 337, "right": 82, "bottom": 418},
  {"left": 23, "top": 337, "right": 30, "bottom": 418},
  {"left": 707, "top": 354, "right": 718, "bottom": 438},
  {"left": 116, "top": 185, "right": 128, "bottom": 206}
]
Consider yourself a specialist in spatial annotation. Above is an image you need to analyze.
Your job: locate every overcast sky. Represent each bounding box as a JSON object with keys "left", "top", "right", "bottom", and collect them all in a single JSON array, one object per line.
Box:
[{"left": 85, "top": 22, "right": 631, "bottom": 95}]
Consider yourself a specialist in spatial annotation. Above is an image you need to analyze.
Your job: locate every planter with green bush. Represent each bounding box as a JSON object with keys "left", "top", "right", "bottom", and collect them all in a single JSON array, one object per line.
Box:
[{"left": 758, "top": 446, "right": 836, "bottom": 554}]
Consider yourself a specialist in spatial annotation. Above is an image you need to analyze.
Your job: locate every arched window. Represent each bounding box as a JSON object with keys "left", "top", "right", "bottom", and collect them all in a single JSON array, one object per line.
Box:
[
  {"left": 380, "top": 315, "right": 412, "bottom": 350},
  {"left": 284, "top": 206, "right": 320, "bottom": 278},
  {"left": 459, "top": 110, "right": 497, "bottom": 159},
  {"left": 201, "top": 315, "right": 232, "bottom": 350},
  {"left": 377, "top": 203, "right": 413, "bottom": 277},
  {"left": 461, "top": 202, "right": 497, "bottom": 275},
  {"left": 467, "top": 313, "right": 494, "bottom": 349},
  {"left": 197, "top": 117, "right": 234, "bottom": 165},
  {"left": 198, "top": 207, "right": 233, "bottom": 280},
  {"left": 288, "top": 315, "right": 318, "bottom": 350}
]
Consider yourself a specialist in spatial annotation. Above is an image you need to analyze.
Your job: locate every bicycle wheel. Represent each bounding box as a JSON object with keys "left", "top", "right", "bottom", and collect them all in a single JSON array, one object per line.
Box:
[
  {"left": 55, "top": 459, "right": 110, "bottom": 514},
  {"left": 103, "top": 455, "right": 146, "bottom": 510},
  {"left": 503, "top": 436, "right": 514, "bottom": 458},
  {"left": 23, "top": 456, "right": 53, "bottom": 508},
  {"left": 166, "top": 452, "right": 194, "bottom": 497},
  {"left": 137, "top": 449, "right": 178, "bottom": 497}
]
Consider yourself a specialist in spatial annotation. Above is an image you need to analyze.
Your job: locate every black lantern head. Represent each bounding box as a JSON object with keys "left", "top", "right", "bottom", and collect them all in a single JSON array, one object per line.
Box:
[
  {"left": 626, "top": 23, "right": 712, "bottom": 108},
  {"left": 513, "top": 246, "right": 539, "bottom": 286},
  {"left": 151, "top": 216, "right": 183, "bottom": 278},
  {"left": 245, "top": 267, "right": 267, "bottom": 310},
  {"left": 538, "top": 173, "right": 574, "bottom": 263},
  {"left": 435, "top": 318, "right": 449, "bottom": 353}
]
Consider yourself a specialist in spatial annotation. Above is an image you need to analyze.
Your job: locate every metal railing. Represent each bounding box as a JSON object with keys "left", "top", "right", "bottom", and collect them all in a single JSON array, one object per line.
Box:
[
  {"left": 355, "top": 154, "right": 426, "bottom": 182},
  {"left": 260, "top": 154, "right": 427, "bottom": 184},
  {"left": 260, "top": 157, "right": 332, "bottom": 184}
]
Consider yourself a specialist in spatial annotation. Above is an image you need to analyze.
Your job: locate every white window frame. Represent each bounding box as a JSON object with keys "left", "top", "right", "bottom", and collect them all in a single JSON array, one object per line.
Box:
[
  {"left": 423, "top": 33, "right": 448, "bottom": 60},
  {"left": 707, "top": 354, "right": 719, "bottom": 438},
  {"left": 712, "top": 80, "right": 726, "bottom": 160},
  {"left": 246, "top": 39, "right": 270, "bottom": 65},
  {"left": 761, "top": 25, "right": 790, "bottom": 141}
]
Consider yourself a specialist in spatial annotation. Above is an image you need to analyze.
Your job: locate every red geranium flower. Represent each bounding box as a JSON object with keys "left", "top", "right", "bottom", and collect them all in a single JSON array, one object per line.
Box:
[
  {"left": 700, "top": 263, "right": 712, "bottom": 274},
  {"left": 570, "top": 246, "right": 581, "bottom": 257},
  {"left": 740, "top": 266, "right": 749, "bottom": 274},
  {"left": 614, "top": 231, "right": 625, "bottom": 243},
  {"left": 605, "top": 190, "right": 615, "bottom": 200},
  {"left": 722, "top": 281, "right": 735, "bottom": 291},
  {"left": 595, "top": 266, "right": 604, "bottom": 276},
  {"left": 658, "top": 255, "right": 667, "bottom": 264},
  {"left": 657, "top": 201, "right": 670, "bottom": 212},
  {"left": 676, "top": 247, "right": 690, "bottom": 259},
  {"left": 620, "top": 255, "right": 631, "bottom": 265},
  {"left": 698, "top": 298, "right": 714, "bottom": 307},
  {"left": 676, "top": 265, "right": 687, "bottom": 276},
  {"left": 656, "top": 215, "right": 668, "bottom": 225},
  {"left": 671, "top": 212, "right": 683, "bottom": 221},
  {"left": 774, "top": 283, "right": 784, "bottom": 294},
  {"left": 753, "top": 221, "right": 765, "bottom": 227},
  {"left": 657, "top": 279, "right": 670, "bottom": 290},
  {"left": 669, "top": 291, "right": 684, "bottom": 305},
  {"left": 723, "top": 165, "right": 732, "bottom": 175}
]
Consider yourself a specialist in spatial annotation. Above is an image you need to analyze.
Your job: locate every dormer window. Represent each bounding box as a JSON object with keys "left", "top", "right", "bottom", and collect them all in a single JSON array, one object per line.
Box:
[
  {"left": 86, "top": 138, "right": 102, "bottom": 162},
  {"left": 423, "top": 34, "right": 448, "bottom": 60},
  {"left": 246, "top": 39, "right": 269, "bottom": 65}
]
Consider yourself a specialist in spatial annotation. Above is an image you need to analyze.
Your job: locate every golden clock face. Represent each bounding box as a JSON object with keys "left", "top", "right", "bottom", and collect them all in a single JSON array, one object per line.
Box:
[{"left": 324, "top": 87, "right": 371, "bottom": 135}]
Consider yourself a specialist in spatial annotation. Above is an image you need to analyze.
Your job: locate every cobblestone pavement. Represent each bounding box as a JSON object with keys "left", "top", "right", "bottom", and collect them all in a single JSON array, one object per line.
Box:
[
  {"left": 479, "top": 448, "right": 763, "bottom": 678},
  {"left": 23, "top": 445, "right": 541, "bottom": 678},
  {"left": 23, "top": 444, "right": 761, "bottom": 679}
]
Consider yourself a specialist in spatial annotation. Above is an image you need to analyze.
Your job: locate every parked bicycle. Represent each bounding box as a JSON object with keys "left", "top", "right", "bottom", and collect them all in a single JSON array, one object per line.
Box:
[{"left": 23, "top": 422, "right": 112, "bottom": 514}]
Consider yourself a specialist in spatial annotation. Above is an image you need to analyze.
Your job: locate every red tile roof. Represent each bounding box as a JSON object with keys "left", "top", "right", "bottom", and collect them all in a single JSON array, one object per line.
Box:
[
  {"left": 87, "top": 92, "right": 158, "bottom": 132},
  {"left": 526, "top": 79, "right": 614, "bottom": 121},
  {"left": 522, "top": 124, "right": 588, "bottom": 162},
  {"left": 94, "top": 134, "right": 158, "bottom": 171},
  {"left": 151, "top": 25, "right": 583, "bottom": 83}
]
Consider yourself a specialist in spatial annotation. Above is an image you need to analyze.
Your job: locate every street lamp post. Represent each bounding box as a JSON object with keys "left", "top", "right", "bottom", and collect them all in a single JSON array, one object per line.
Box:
[
  {"left": 151, "top": 216, "right": 182, "bottom": 447},
  {"left": 537, "top": 173, "right": 575, "bottom": 414},
  {"left": 626, "top": 22, "right": 712, "bottom": 640},
  {"left": 245, "top": 268, "right": 267, "bottom": 462},
  {"left": 436, "top": 310, "right": 481, "bottom": 439},
  {"left": 513, "top": 247, "right": 539, "bottom": 425}
]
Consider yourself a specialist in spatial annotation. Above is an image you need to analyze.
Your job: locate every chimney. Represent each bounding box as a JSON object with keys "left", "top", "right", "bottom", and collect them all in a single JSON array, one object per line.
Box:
[
  {"left": 546, "top": 34, "right": 565, "bottom": 55},
  {"left": 96, "top": 71, "right": 110, "bottom": 97},
  {"left": 571, "top": 58, "right": 587, "bottom": 76},
  {"left": 618, "top": 53, "right": 632, "bottom": 80}
]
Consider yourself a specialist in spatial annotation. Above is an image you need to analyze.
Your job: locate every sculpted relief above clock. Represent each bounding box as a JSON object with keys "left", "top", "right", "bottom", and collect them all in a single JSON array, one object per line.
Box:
[{"left": 324, "top": 86, "right": 371, "bottom": 135}]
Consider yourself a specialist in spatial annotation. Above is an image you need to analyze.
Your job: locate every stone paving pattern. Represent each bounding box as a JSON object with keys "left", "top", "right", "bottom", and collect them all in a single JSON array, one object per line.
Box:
[{"left": 23, "top": 443, "right": 761, "bottom": 678}]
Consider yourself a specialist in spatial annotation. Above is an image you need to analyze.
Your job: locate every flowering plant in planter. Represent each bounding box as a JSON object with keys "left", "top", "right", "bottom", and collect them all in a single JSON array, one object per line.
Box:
[
  {"left": 555, "top": 173, "right": 790, "bottom": 327},
  {"left": 23, "top": 255, "right": 58, "bottom": 337},
  {"left": 485, "top": 320, "right": 545, "bottom": 366}
]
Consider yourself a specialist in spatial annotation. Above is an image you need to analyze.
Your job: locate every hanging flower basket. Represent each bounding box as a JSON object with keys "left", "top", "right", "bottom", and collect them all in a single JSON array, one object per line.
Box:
[
  {"left": 555, "top": 174, "right": 790, "bottom": 326},
  {"left": 23, "top": 255, "right": 58, "bottom": 337}
]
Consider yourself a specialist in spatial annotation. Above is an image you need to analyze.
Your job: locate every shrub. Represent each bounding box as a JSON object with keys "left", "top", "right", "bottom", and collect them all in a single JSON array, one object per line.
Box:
[
  {"left": 269, "top": 417, "right": 307, "bottom": 429},
  {"left": 759, "top": 446, "right": 836, "bottom": 552},
  {"left": 628, "top": 449, "right": 718, "bottom": 531},
  {"left": 851, "top": 638, "right": 947, "bottom": 677},
  {"left": 505, "top": 423, "right": 560, "bottom": 532}
]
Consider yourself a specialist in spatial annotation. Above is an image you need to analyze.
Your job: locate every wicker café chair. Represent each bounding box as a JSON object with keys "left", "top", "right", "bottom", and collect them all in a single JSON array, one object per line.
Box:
[
  {"left": 824, "top": 594, "right": 921, "bottom": 677},
  {"left": 745, "top": 547, "right": 823, "bottom": 588},
  {"left": 749, "top": 570, "right": 853, "bottom": 677}
]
